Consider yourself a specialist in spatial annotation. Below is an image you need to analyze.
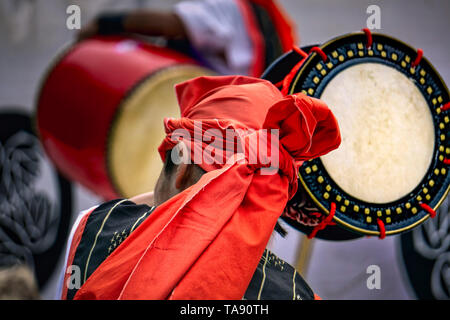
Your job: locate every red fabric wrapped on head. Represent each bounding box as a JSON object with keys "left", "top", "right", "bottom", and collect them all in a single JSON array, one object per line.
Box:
[
  {"left": 74, "top": 75, "right": 340, "bottom": 300},
  {"left": 159, "top": 76, "right": 340, "bottom": 195}
]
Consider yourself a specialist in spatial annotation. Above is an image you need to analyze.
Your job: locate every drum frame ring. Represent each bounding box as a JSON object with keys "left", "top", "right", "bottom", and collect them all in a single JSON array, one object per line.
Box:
[
  {"left": 289, "top": 32, "right": 450, "bottom": 236},
  {"left": 106, "top": 64, "right": 215, "bottom": 198}
]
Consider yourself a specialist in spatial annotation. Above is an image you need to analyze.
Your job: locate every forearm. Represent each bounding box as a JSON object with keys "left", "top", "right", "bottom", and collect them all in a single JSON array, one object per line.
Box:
[
  {"left": 78, "top": 9, "right": 187, "bottom": 41},
  {"left": 122, "top": 9, "right": 187, "bottom": 39}
]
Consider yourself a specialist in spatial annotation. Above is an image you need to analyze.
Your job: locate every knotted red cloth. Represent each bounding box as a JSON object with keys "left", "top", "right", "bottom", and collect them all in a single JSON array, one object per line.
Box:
[{"left": 74, "top": 75, "right": 340, "bottom": 300}]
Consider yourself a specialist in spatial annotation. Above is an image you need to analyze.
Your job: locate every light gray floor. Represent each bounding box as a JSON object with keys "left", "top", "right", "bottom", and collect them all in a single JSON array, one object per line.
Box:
[{"left": 0, "top": 0, "right": 448, "bottom": 299}]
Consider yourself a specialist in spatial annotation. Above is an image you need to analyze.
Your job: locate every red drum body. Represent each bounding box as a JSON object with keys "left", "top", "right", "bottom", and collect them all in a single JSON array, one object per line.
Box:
[
  {"left": 36, "top": 37, "right": 213, "bottom": 200},
  {"left": 263, "top": 32, "right": 450, "bottom": 239}
]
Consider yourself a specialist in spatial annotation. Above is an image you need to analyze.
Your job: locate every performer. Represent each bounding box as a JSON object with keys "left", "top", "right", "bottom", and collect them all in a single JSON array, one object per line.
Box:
[
  {"left": 57, "top": 75, "right": 340, "bottom": 300},
  {"left": 77, "top": 0, "right": 297, "bottom": 77}
]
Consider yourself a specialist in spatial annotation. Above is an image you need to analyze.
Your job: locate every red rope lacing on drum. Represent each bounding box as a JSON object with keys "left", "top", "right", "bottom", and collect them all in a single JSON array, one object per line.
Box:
[
  {"left": 376, "top": 204, "right": 438, "bottom": 239},
  {"left": 411, "top": 49, "right": 423, "bottom": 67},
  {"left": 309, "top": 46, "right": 328, "bottom": 63},
  {"left": 362, "top": 29, "right": 439, "bottom": 225},
  {"left": 362, "top": 28, "right": 373, "bottom": 48},
  {"left": 273, "top": 79, "right": 284, "bottom": 88},
  {"left": 362, "top": 28, "right": 425, "bottom": 69},
  {"left": 307, "top": 202, "right": 336, "bottom": 239},
  {"left": 282, "top": 31, "right": 442, "bottom": 238},
  {"left": 280, "top": 46, "right": 327, "bottom": 96},
  {"left": 376, "top": 219, "right": 386, "bottom": 239},
  {"left": 420, "top": 203, "right": 437, "bottom": 218}
]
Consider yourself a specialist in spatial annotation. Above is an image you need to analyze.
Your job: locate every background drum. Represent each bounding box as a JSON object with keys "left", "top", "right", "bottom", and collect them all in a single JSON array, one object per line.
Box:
[
  {"left": 35, "top": 36, "right": 214, "bottom": 200},
  {"left": 264, "top": 31, "right": 450, "bottom": 239}
]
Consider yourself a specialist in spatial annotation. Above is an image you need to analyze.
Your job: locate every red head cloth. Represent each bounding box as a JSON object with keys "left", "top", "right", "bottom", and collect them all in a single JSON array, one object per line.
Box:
[{"left": 74, "top": 75, "right": 340, "bottom": 300}]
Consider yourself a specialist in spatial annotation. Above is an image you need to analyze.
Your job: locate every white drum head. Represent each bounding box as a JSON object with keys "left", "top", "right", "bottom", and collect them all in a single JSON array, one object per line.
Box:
[{"left": 320, "top": 62, "right": 435, "bottom": 204}]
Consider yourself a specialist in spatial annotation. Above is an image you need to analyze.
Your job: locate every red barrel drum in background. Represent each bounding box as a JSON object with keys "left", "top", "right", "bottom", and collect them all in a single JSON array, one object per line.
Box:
[{"left": 36, "top": 36, "right": 214, "bottom": 200}]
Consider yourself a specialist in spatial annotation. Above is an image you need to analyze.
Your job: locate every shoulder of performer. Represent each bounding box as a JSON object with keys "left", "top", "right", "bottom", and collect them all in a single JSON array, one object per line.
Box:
[{"left": 58, "top": 199, "right": 155, "bottom": 299}]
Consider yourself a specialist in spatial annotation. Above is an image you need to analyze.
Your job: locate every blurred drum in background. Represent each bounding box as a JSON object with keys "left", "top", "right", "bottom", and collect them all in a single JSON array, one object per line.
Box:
[
  {"left": 36, "top": 36, "right": 214, "bottom": 200},
  {"left": 263, "top": 30, "right": 450, "bottom": 240}
]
